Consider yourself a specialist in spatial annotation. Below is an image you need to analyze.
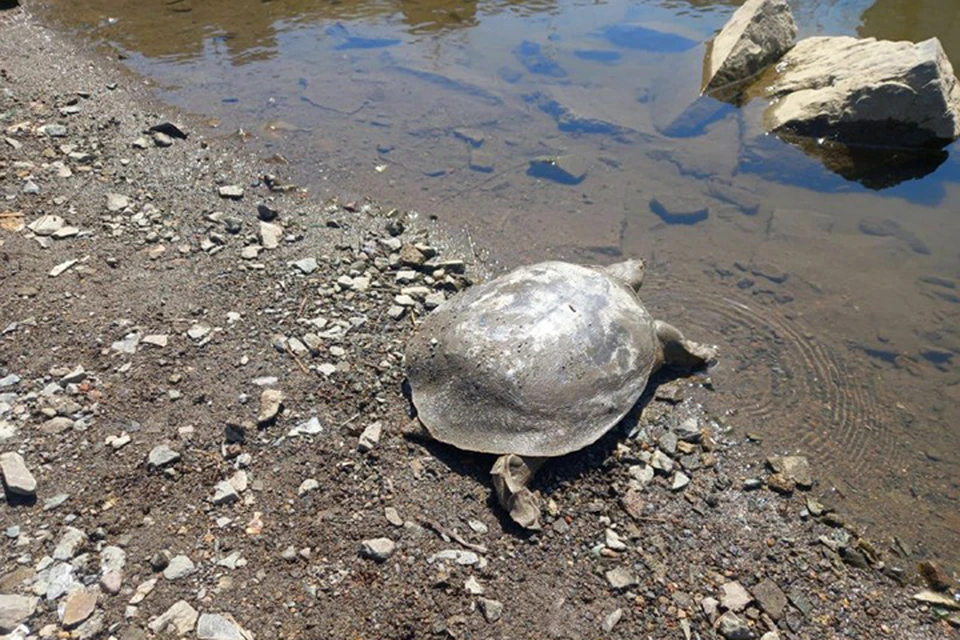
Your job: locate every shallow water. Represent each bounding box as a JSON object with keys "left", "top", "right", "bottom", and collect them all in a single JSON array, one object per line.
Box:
[{"left": 37, "top": 0, "right": 960, "bottom": 564}]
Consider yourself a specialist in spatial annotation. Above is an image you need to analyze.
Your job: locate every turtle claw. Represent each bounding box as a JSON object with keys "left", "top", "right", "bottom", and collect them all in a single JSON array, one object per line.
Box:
[{"left": 491, "top": 454, "right": 545, "bottom": 530}]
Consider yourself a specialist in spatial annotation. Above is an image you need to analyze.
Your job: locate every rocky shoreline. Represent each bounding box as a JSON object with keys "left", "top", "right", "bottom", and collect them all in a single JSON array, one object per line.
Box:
[{"left": 0, "top": 4, "right": 957, "bottom": 640}]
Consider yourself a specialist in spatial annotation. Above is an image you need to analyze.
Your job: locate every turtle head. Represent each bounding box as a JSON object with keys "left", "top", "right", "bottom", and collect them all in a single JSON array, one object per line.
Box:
[{"left": 604, "top": 258, "right": 646, "bottom": 292}]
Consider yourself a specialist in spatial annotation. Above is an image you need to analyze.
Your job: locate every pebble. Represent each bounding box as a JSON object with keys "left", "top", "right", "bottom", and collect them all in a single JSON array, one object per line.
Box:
[
  {"left": 720, "top": 581, "right": 752, "bottom": 613},
  {"left": 464, "top": 576, "right": 485, "bottom": 595},
  {"left": 48, "top": 259, "right": 78, "bottom": 278},
  {"left": 111, "top": 332, "right": 140, "bottom": 354},
  {"left": 162, "top": 555, "right": 195, "bottom": 581},
  {"left": 428, "top": 549, "right": 479, "bottom": 565},
  {"left": 128, "top": 578, "right": 156, "bottom": 605},
  {"left": 147, "top": 445, "right": 180, "bottom": 469},
  {"left": 478, "top": 598, "right": 503, "bottom": 623},
  {"left": 40, "top": 416, "right": 73, "bottom": 434},
  {"left": 293, "top": 258, "right": 318, "bottom": 274},
  {"left": 751, "top": 578, "right": 787, "bottom": 620},
  {"left": 0, "top": 594, "right": 39, "bottom": 633},
  {"left": 28, "top": 214, "right": 65, "bottom": 236},
  {"left": 358, "top": 421, "right": 382, "bottom": 452},
  {"left": 288, "top": 417, "right": 322, "bottom": 437},
  {"left": 0, "top": 374, "right": 20, "bottom": 389},
  {"left": 53, "top": 527, "right": 87, "bottom": 560},
  {"left": 384, "top": 507, "right": 403, "bottom": 527},
  {"left": 604, "top": 528, "right": 627, "bottom": 552},
  {"left": 148, "top": 600, "right": 198, "bottom": 635},
  {"left": 360, "top": 538, "right": 396, "bottom": 562},
  {"left": 60, "top": 587, "right": 97, "bottom": 628},
  {"left": 602, "top": 608, "right": 623, "bottom": 633},
  {"left": 717, "top": 611, "right": 753, "bottom": 640},
  {"left": 197, "top": 612, "right": 254, "bottom": 640},
  {"left": 105, "top": 433, "right": 131, "bottom": 450},
  {"left": 212, "top": 481, "right": 239, "bottom": 505},
  {"left": 671, "top": 471, "right": 690, "bottom": 491},
  {"left": 0, "top": 452, "right": 37, "bottom": 496},
  {"left": 297, "top": 478, "right": 320, "bottom": 497},
  {"left": 766, "top": 456, "right": 813, "bottom": 488},
  {"left": 46, "top": 563, "right": 79, "bottom": 600},
  {"left": 218, "top": 185, "right": 244, "bottom": 199},
  {"left": 187, "top": 324, "right": 211, "bottom": 341},
  {"left": 259, "top": 221, "right": 283, "bottom": 249},
  {"left": 257, "top": 389, "right": 283, "bottom": 425},
  {"left": 105, "top": 193, "right": 129, "bottom": 212},
  {"left": 604, "top": 567, "right": 637, "bottom": 590},
  {"left": 650, "top": 449, "right": 674, "bottom": 473},
  {"left": 39, "top": 124, "right": 68, "bottom": 137}
]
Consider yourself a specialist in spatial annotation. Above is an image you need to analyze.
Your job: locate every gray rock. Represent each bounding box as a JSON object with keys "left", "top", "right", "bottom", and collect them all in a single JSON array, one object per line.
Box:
[
  {"left": 162, "top": 555, "right": 195, "bottom": 580},
  {"left": 751, "top": 578, "right": 787, "bottom": 620},
  {"left": 212, "top": 481, "right": 239, "bottom": 505},
  {"left": 358, "top": 421, "right": 382, "bottom": 452},
  {"left": 360, "top": 538, "right": 396, "bottom": 562},
  {"left": 604, "top": 566, "right": 637, "bottom": 590},
  {"left": 717, "top": 611, "right": 754, "bottom": 639},
  {"left": 148, "top": 600, "right": 198, "bottom": 635},
  {"left": 288, "top": 418, "right": 322, "bottom": 437},
  {"left": 0, "top": 374, "right": 20, "bottom": 389},
  {"left": 720, "top": 581, "right": 752, "bottom": 612},
  {"left": 147, "top": 445, "right": 180, "bottom": 469},
  {"left": 478, "top": 598, "right": 503, "bottom": 623},
  {"left": 45, "top": 562, "right": 79, "bottom": 600},
  {"left": 41, "top": 416, "right": 74, "bottom": 434},
  {"left": 298, "top": 478, "right": 320, "bottom": 497},
  {"left": 384, "top": 507, "right": 404, "bottom": 527},
  {"left": 196, "top": 612, "right": 254, "bottom": 640},
  {"left": 292, "top": 258, "right": 318, "bottom": 275},
  {"left": 105, "top": 193, "right": 129, "bottom": 212},
  {"left": 0, "top": 594, "right": 39, "bottom": 634},
  {"left": 259, "top": 221, "right": 283, "bottom": 250},
  {"left": 673, "top": 417, "right": 701, "bottom": 441},
  {"left": 671, "top": 471, "right": 690, "bottom": 491},
  {"left": 703, "top": 0, "right": 797, "bottom": 93},
  {"left": 53, "top": 527, "right": 87, "bottom": 560},
  {"left": 602, "top": 608, "right": 623, "bottom": 632},
  {"left": 28, "top": 214, "right": 65, "bottom": 236},
  {"left": 218, "top": 185, "right": 244, "bottom": 200},
  {"left": 257, "top": 389, "right": 283, "bottom": 425},
  {"left": 428, "top": 549, "right": 479, "bottom": 565},
  {"left": 767, "top": 36, "right": 960, "bottom": 147},
  {"left": 766, "top": 455, "right": 813, "bottom": 488},
  {"left": 39, "top": 124, "right": 68, "bottom": 137},
  {"left": 651, "top": 449, "right": 674, "bottom": 473},
  {"left": 657, "top": 431, "right": 678, "bottom": 455},
  {"left": 0, "top": 452, "right": 37, "bottom": 496}
]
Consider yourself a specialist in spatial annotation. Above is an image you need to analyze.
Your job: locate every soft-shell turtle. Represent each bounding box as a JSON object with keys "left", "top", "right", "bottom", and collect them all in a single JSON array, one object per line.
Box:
[{"left": 405, "top": 259, "right": 716, "bottom": 528}]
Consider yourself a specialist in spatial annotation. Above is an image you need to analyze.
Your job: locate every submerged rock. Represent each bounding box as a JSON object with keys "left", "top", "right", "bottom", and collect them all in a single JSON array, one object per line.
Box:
[
  {"left": 766, "top": 36, "right": 960, "bottom": 148},
  {"left": 703, "top": 0, "right": 797, "bottom": 94}
]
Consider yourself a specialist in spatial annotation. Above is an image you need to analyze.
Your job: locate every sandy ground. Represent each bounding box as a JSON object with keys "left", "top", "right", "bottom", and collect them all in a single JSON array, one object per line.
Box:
[{"left": 0, "top": 4, "right": 958, "bottom": 640}]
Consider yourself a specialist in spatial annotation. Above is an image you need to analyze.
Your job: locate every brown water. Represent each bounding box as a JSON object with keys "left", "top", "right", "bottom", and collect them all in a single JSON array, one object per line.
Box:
[{"left": 37, "top": 0, "right": 960, "bottom": 564}]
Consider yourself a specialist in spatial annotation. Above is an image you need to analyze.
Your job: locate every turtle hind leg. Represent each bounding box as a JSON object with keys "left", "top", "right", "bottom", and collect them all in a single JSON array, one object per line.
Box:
[
  {"left": 655, "top": 320, "right": 718, "bottom": 371},
  {"left": 490, "top": 454, "right": 545, "bottom": 530}
]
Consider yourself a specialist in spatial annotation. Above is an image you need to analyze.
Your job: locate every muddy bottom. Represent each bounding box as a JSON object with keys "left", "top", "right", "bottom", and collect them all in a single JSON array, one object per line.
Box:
[{"left": 31, "top": 0, "right": 960, "bottom": 564}]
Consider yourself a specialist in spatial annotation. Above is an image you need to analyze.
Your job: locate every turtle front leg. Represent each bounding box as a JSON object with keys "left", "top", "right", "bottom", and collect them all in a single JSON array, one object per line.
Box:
[
  {"left": 654, "top": 320, "right": 718, "bottom": 371},
  {"left": 490, "top": 454, "right": 545, "bottom": 530}
]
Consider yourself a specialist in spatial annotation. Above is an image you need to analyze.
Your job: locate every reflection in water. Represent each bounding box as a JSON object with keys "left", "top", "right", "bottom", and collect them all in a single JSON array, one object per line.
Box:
[
  {"left": 35, "top": 0, "right": 960, "bottom": 566},
  {"left": 860, "top": 0, "right": 960, "bottom": 66}
]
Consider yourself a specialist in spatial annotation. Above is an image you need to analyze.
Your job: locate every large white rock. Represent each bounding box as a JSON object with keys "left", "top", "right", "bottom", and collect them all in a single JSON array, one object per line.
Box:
[
  {"left": 766, "top": 36, "right": 960, "bottom": 147},
  {"left": 703, "top": 0, "right": 797, "bottom": 93}
]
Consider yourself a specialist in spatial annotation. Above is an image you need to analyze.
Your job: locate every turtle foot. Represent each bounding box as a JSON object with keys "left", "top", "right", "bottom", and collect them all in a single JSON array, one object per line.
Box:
[
  {"left": 655, "top": 320, "right": 718, "bottom": 371},
  {"left": 491, "top": 454, "right": 545, "bottom": 530}
]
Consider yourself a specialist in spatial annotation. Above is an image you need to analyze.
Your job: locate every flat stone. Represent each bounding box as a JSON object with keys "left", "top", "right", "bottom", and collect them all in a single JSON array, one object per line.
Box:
[
  {"left": 605, "top": 566, "right": 638, "bottom": 590},
  {"left": 147, "top": 445, "right": 180, "bottom": 469},
  {"left": 602, "top": 608, "right": 623, "bottom": 633},
  {"left": 46, "top": 563, "right": 79, "bottom": 600},
  {"left": 40, "top": 416, "right": 74, "bottom": 434},
  {"left": 162, "top": 555, "right": 195, "bottom": 581},
  {"left": 218, "top": 185, "right": 244, "bottom": 199},
  {"left": 358, "top": 422, "right": 382, "bottom": 452},
  {"left": 478, "top": 598, "right": 503, "bottom": 623},
  {"left": 259, "top": 221, "right": 283, "bottom": 249},
  {"left": 766, "top": 455, "right": 813, "bottom": 488},
  {"left": 703, "top": 0, "right": 796, "bottom": 93},
  {"left": 384, "top": 507, "right": 404, "bottom": 527},
  {"left": 148, "top": 600, "right": 198, "bottom": 635},
  {"left": 464, "top": 576, "right": 485, "bottom": 595},
  {"left": 28, "top": 214, "right": 65, "bottom": 236},
  {"left": 767, "top": 36, "right": 960, "bottom": 147},
  {"left": 650, "top": 194, "right": 709, "bottom": 225},
  {"left": 428, "top": 549, "right": 480, "bottom": 565},
  {"left": 105, "top": 193, "right": 129, "bottom": 212},
  {"left": 53, "top": 527, "right": 87, "bottom": 560},
  {"left": 257, "top": 389, "right": 283, "bottom": 425},
  {"left": 49, "top": 259, "right": 78, "bottom": 278},
  {"left": 0, "top": 594, "right": 39, "bottom": 634},
  {"left": 292, "top": 258, "right": 318, "bottom": 274},
  {"left": 196, "top": 612, "right": 254, "bottom": 640},
  {"left": 212, "top": 481, "right": 239, "bottom": 505},
  {"left": 142, "top": 334, "right": 168, "bottom": 347},
  {"left": 61, "top": 587, "right": 97, "bottom": 628},
  {"left": 288, "top": 417, "right": 322, "bottom": 437},
  {"left": 360, "top": 538, "right": 396, "bottom": 562},
  {"left": 720, "top": 581, "right": 752, "bottom": 612},
  {"left": 528, "top": 154, "right": 587, "bottom": 185},
  {"left": 751, "top": 578, "right": 787, "bottom": 620},
  {"left": 111, "top": 332, "right": 140, "bottom": 354},
  {"left": 187, "top": 324, "right": 211, "bottom": 341},
  {"left": 0, "top": 452, "right": 37, "bottom": 496},
  {"left": 913, "top": 589, "right": 960, "bottom": 610}
]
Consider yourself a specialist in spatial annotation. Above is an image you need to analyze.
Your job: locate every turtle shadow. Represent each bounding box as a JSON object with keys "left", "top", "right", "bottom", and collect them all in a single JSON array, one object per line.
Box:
[{"left": 401, "top": 366, "right": 708, "bottom": 534}]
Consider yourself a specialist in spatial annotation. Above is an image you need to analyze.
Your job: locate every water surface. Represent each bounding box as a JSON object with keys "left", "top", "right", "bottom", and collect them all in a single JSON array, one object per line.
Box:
[{"left": 37, "top": 0, "right": 960, "bottom": 564}]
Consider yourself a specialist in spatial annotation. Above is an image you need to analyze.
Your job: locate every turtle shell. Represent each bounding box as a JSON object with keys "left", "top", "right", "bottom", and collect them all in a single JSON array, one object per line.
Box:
[{"left": 405, "top": 261, "right": 660, "bottom": 458}]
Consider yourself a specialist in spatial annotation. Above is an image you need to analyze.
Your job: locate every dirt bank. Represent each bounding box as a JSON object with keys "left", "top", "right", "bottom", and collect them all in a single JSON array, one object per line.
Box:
[{"left": 0, "top": 4, "right": 957, "bottom": 640}]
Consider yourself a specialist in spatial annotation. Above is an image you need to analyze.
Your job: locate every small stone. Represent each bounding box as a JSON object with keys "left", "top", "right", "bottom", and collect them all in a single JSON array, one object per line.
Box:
[
  {"left": 602, "top": 608, "right": 623, "bottom": 633},
  {"left": 257, "top": 389, "right": 283, "bottom": 425},
  {"left": 187, "top": 324, "right": 211, "bottom": 341},
  {"left": 671, "top": 471, "right": 690, "bottom": 491},
  {"left": 298, "top": 478, "right": 320, "bottom": 497},
  {"left": 0, "top": 594, "right": 39, "bottom": 634},
  {"left": 105, "top": 193, "right": 129, "bottom": 212},
  {"left": 40, "top": 416, "right": 73, "bottom": 434},
  {"left": 766, "top": 473, "right": 795, "bottom": 495},
  {"left": 720, "top": 581, "right": 752, "bottom": 613},
  {"left": 49, "top": 259, "right": 78, "bottom": 278},
  {"left": 766, "top": 456, "right": 813, "bottom": 488},
  {"left": 919, "top": 560, "right": 953, "bottom": 592},
  {"left": 288, "top": 417, "right": 322, "bottom": 437},
  {"left": 913, "top": 589, "right": 960, "bottom": 610},
  {"left": 212, "top": 481, "right": 239, "bottom": 505},
  {"left": 674, "top": 417, "right": 701, "bottom": 441},
  {"left": 111, "top": 332, "right": 140, "bottom": 354},
  {"left": 105, "top": 433, "right": 131, "bottom": 450},
  {"left": 129, "top": 578, "right": 157, "bottom": 605},
  {"left": 152, "top": 132, "right": 173, "bottom": 147},
  {"left": 651, "top": 449, "right": 674, "bottom": 473},
  {"left": 605, "top": 567, "right": 637, "bottom": 590},
  {"left": 360, "top": 538, "right": 396, "bottom": 562},
  {"left": 0, "top": 452, "right": 37, "bottom": 496},
  {"left": 399, "top": 244, "right": 426, "bottom": 267},
  {"left": 650, "top": 194, "right": 710, "bottom": 225},
  {"left": 717, "top": 612, "right": 754, "bottom": 640},
  {"left": 751, "top": 579, "right": 787, "bottom": 620},
  {"left": 142, "top": 334, "right": 168, "bottom": 348},
  {"left": 464, "top": 576, "right": 485, "bottom": 595},
  {"left": 478, "top": 598, "right": 503, "bottom": 623},
  {"left": 424, "top": 291, "right": 446, "bottom": 309},
  {"left": 148, "top": 600, "right": 198, "bottom": 635},
  {"left": 147, "top": 445, "right": 180, "bottom": 469},
  {"left": 358, "top": 421, "right": 382, "bottom": 452},
  {"left": 384, "top": 507, "right": 403, "bottom": 527},
  {"left": 28, "top": 214, "right": 65, "bottom": 236},
  {"left": 60, "top": 587, "right": 97, "bottom": 628},
  {"left": 259, "top": 221, "right": 283, "bottom": 249},
  {"left": 162, "top": 555, "right": 195, "bottom": 581},
  {"left": 293, "top": 258, "right": 318, "bottom": 274},
  {"left": 39, "top": 124, "right": 68, "bottom": 137},
  {"left": 197, "top": 612, "right": 254, "bottom": 640},
  {"left": 428, "top": 549, "right": 479, "bottom": 565},
  {"left": 218, "top": 185, "right": 244, "bottom": 200},
  {"left": 53, "top": 527, "right": 87, "bottom": 560},
  {"left": 604, "top": 528, "right": 627, "bottom": 552}
]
